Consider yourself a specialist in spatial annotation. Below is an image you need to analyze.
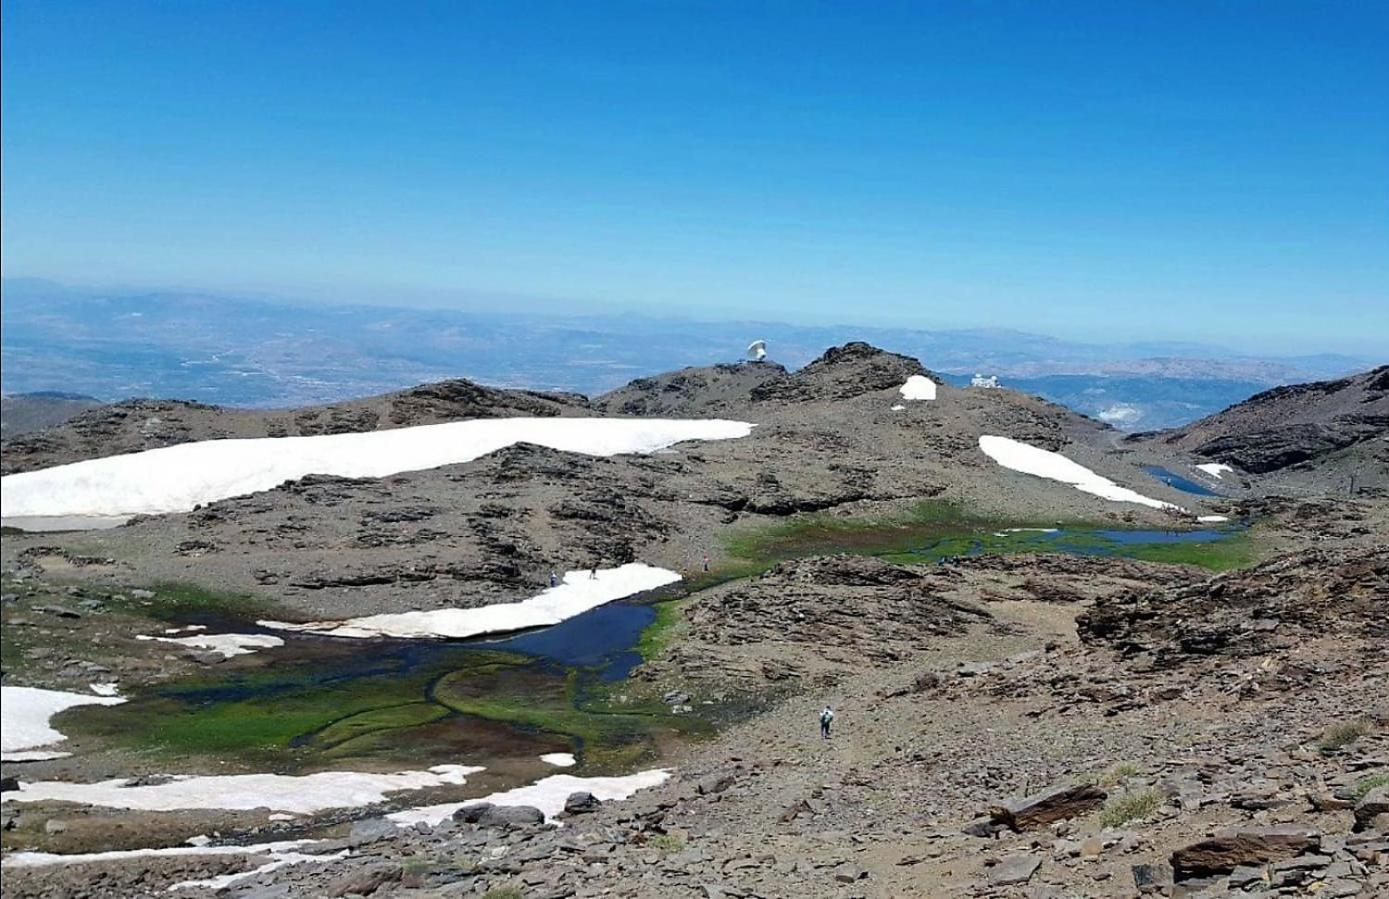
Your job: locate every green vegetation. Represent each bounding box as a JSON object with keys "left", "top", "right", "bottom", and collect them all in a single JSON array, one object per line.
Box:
[
  {"left": 636, "top": 599, "right": 686, "bottom": 661},
  {"left": 722, "top": 499, "right": 987, "bottom": 563},
  {"left": 482, "top": 888, "right": 523, "bottom": 899},
  {"left": 1318, "top": 720, "right": 1371, "bottom": 755},
  {"left": 106, "top": 582, "right": 293, "bottom": 623},
  {"left": 1353, "top": 773, "right": 1389, "bottom": 799},
  {"left": 1098, "top": 761, "right": 1142, "bottom": 787},
  {"left": 1098, "top": 788, "right": 1162, "bottom": 827},
  {"left": 719, "top": 501, "right": 1259, "bottom": 572},
  {"left": 647, "top": 833, "right": 687, "bottom": 852}
]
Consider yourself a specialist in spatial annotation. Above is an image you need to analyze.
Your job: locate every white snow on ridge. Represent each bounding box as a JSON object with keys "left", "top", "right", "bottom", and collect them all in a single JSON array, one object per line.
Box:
[
  {"left": 1195, "top": 463, "right": 1234, "bottom": 479},
  {"left": 1197, "top": 515, "right": 1230, "bottom": 523},
  {"left": 899, "top": 375, "right": 937, "bottom": 401},
  {"left": 388, "top": 769, "right": 671, "bottom": 826},
  {"left": 1, "top": 686, "right": 126, "bottom": 761},
  {"left": 261, "top": 563, "right": 681, "bottom": 640},
  {"left": 0, "top": 417, "right": 754, "bottom": 519},
  {"left": 1, "top": 764, "right": 485, "bottom": 815},
  {"left": 136, "top": 632, "right": 284, "bottom": 659},
  {"left": 978, "top": 436, "right": 1181, "bottom": 511}
]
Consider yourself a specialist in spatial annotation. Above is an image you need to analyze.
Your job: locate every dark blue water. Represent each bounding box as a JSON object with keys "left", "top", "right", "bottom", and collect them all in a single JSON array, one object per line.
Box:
[
  {"left": 1142, "top": 465, "right": 1220, "bottom": 497},
  {"left": 1090, "top": 528, "right": 1229, "bottom": 545},
  {"left": 483, "top": 602, "right": 655, "bottom": 681}
]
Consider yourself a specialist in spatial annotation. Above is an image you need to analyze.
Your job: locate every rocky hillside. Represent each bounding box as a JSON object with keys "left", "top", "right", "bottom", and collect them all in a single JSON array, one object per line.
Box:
[
  {"left": 0, "top": 379, "right": 589, "bottom": 475},
  {"left": 1129, "top": 365, "right": 1388, "bottom": 474},
  {"left": 0, "top": 392, "right": 102, "bottom": 439}
]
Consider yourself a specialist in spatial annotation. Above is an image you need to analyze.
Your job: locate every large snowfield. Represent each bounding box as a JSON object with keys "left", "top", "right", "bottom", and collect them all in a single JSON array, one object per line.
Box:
[
  {"left": 978, "top": 435, "right": 1180, "bottom": 510},
  {"left": 1, "top": 686, "right": 127, "bottom": 762},
  {"left": 261, "top": 563, "right": 681, "bottom": 640},
  {"left": 0, "top": 765, "right": 485, "bottom": 815},
  {"left": 387, "top": 769, "right": 672, "bottom": 826},
  {"left": 0, "top": 416, "right": 754, "bottom": 518}
]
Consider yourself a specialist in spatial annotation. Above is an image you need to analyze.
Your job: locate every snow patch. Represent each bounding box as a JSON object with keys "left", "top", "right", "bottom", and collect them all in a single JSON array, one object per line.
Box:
[
  {"left": 1195, "top": 463, "right": 1234, "bottom": 479},
  {"left": 1197, "top": 515, "right": 1230, "bottom": 523},
  {"left": 890, "top": 404, "right": 906, "bottom": 412},
  {"left": 1, "top": 840, "right": 319, "bottom": 870},
  {"left": 1, "top": 686, "right": 126, "bottom": 761},
  {"left": 978, "top": 436, "right": 1182, "bottom": 511},
  {"left": 89, "top": 683, "right": 120, "bottom": 697},
  {"left": 387, "top": 769, "right": 671, "bottom": 826},
  {"left": 899, "top": 375, "right": 937, "bottom": 401},
  {"left": 261, "top": 564, "right": 680, "bottom": 641},
  {"left": 540, "top": 753, "right": 577, "bottom": 767},
  {"left": 170, "top": 848, "right": 346, "bottom": 892},
  {"left": 136, "top": 632, "right": 284, "bottom": 659},
  {"left": 0, "top": 417, "right": 754, "bottom": 518},
  {"left": 1, "top": 765, "right": 486, "bottom": 815}
]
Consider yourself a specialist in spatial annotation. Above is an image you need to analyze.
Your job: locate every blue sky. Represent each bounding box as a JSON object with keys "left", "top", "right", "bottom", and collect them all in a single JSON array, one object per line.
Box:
[{"left": 3, "top": 1, "right": 1386, "bottom": 353}]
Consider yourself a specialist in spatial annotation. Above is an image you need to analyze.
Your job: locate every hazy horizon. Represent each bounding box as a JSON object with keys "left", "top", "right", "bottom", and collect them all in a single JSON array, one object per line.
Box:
[{"left": 4, "top": 2, "right": 1387, "bottom": 355}]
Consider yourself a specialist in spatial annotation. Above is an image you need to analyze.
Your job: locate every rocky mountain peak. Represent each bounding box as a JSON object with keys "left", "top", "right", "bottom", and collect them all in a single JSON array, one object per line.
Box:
[{"left": 750, "top": 341, "right": 929, "bottom": 403}]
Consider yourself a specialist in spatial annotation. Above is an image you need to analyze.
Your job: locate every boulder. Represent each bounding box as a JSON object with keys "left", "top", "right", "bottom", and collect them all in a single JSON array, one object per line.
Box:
[
  {"left": 0, "top": 777, "right": 19, "bottom": 793},
  {"left": 1355, "top": 786, "right": 1389, "bottom": 832},
  {"left": 564, "top": 791, "right": 601, "bottom": 815},
  {"left": 986, "top": 854, "right": 1041, "bottom": 886},
  {"left": 326, "top": 863, "right": 402, "bottom": 897},
  {"left": 347, "top": 817, "right": 399, "bottom": 847},
  {"left": 1170, "top": 826, "right": 1320, "bottom": 879},
  {"left": 988, "top": 782, "right": 1107, "bottom": 831},
  {"left": 470, "top": 804, "right": 545, "bottom": 827}
]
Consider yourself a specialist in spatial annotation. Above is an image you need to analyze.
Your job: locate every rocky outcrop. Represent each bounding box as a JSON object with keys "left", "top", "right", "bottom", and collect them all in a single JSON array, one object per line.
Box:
[
  {"left": 749, "top": 342, "right": 929, "bottom": 403},
  {"left": 1170, "top": 826, "right": 1321, "bottom": 879},
  {"left": 684, "top": 555, "right": 991, "bottom": 663},
  {"left": 1130, "top": 364, "right": 1389, "bottom": 474},
  {"left": 1077, "top": 545, "right": 1389, "bottom": 663},
  {"left": 594, "top": 362, "right": 788, "bottom": 416},
  {"left": 986, "top": 782, "right": 1108, "bottom": 831}
]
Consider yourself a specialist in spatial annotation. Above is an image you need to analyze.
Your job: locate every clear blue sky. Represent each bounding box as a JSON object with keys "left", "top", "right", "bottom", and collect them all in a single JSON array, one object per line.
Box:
[{"left": 3, "top": 1, "right": 1386, "bottom": 353}]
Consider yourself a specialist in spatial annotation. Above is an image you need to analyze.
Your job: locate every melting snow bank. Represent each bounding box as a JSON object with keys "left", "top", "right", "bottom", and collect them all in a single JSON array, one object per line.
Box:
[
  {"left": 0, "top": 417, "right": 754, "bottom": 518},
  {"left": 1, "top": 686, "right": 126, "bottom": 762},
  {"left": 1196, "top": 462, "right": 1234, "bottom": 479},
  {"left": 136, "top": 632, "right": 284, "bottom": 659},
  {"left": 1198, "top": 515, "right": 1231, "bottom": 523},
  {"left": 978, "top": 436, "right": 1182, "bottom": 511},
  {"left": 540, "top": 753, "right": 577, "bottom": 767},
  {"left": 0, "top": 765, "right": 485, "bottom": 815},
  {"left": 261, "top": 563, "right": 681, "bottom": 640},
  {"left": 388, "top": 770, "right": 671, "bottom": 826},
  {"left": 0, "top": 840, "right": 345, "bottom": 893},
  {"left": 899, "top": 375, "right": 938, "bottom": 401}
]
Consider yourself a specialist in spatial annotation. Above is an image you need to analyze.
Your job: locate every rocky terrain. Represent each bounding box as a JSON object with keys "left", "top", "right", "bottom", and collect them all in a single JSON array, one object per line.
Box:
[
  {"left": 0, "top": 394, "right": 102, "bottom": 441},
  {"left": 2, "top": 348, "right": 1386, "bottom": 898},
  {"left": 0, "top": 380, "right": 589, "bottom": 476},
  {"left": 1128, "top": 365, "right": 1388, "bottom": 479}
]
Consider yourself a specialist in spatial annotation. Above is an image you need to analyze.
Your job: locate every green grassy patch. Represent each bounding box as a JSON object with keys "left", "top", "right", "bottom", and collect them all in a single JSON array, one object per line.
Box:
[
  {"left": 721, "top": 502, "right": 1258, "bottom": 573},
  {"left": 1353, "top": 773, "right": 1389, "bottom": 799},
  {"left": 636, "top": 599, "right": 686, "bottom": 661},
  {"left": 1318, "top": 720, "right": 1371, "bottom": 755},
  {"left": 1098, "top": 788, "right": 1162, "bottom": 827},
  {"left": 106, "top": 582, "right": 294, "bottom": 624}
]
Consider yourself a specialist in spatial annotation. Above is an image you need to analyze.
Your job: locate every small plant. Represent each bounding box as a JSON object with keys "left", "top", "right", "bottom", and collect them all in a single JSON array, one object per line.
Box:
[
  {"left": 1099, "top": 762, "right": 1141, "bottom": 787},
  {"left": 482, "top": 888, "right": 523, "bottom": 899},
  {"left": 1317, "top": 721, "right": 1370, "bottom": 755},
  {"left": 1098, "top": 788, "right": 1161, "bottom": 827},
  {"left": 648, "top": 833, "right": 687, "bottom": 853},
  {"left": 1352, "top": 773, "right": 1389, "bottom": 799}
]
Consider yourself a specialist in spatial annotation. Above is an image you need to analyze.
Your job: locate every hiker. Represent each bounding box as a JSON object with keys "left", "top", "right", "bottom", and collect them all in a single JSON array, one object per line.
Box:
[
  {"left": 549, "top": 570, "right": 558, "bottom": 588},
  {"left": 819, "top": 706, "right": 834, "bottom": 740},
  {"left": 702, "top": 552, "right": 710, "bottom": 572},
  {"left": 590, "top": 562, "right": 599, "bottom": 580}
]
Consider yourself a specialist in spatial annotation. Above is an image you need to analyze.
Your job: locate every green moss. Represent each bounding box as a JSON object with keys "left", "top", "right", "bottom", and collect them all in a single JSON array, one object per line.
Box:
[
  {"left": 106, "top": 582, "right": 293, "bottom": 624},
  {"left": 636, "top": 599, "right": 685, "bottom": 661},
  {"left": 310, "top": 702, "right": 451, "bottom": 751},
  {"left": 1353, "top": 773, "right": 1389, "bottom": 799},
  {"left": 722, "top": 500, "right": 993, "bottom": 562}
]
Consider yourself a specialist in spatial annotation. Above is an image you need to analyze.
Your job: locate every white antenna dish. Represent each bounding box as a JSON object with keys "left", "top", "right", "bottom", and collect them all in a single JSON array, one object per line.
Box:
[{"left": 746, "top": 339, "right": 768, "bottom": 362}]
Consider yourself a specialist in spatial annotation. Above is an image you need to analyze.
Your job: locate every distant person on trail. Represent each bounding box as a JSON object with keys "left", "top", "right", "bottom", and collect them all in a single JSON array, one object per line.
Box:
[
  {"left": 549, "top": 570, "right": 559, "bottom": 588},
  {"left": 703, "top": 553, "right": 710, "bottom": 572},
  {"left": 819, "top": 706, "right": 834, "bottom": 740},
  {"left": 590, "top": 562, "right": 599, "bottom": 580}
]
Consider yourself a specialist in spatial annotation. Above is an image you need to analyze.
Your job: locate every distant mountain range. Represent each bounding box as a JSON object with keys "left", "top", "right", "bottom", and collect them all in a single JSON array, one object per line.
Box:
[{"left": 1, "top": 277, "right": 1378, "bottom": 431}]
